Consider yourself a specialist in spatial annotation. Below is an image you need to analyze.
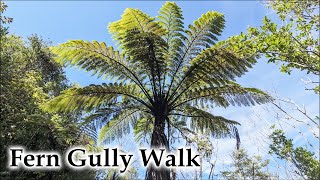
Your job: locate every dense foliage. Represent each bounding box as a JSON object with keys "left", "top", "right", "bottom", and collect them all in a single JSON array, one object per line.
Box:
[{"left": 0, "top": 3, "right": 95, "bottom": 178}]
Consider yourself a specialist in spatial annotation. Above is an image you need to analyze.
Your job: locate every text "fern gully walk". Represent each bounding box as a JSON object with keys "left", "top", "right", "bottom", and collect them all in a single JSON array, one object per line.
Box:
[{"left": 8, "top": 147, "right": 200, "bottom": 173}]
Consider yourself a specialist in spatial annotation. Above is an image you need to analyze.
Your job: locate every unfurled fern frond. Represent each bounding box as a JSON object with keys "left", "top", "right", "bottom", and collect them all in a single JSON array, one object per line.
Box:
[
  {"left": 82, "top": 103, "right": 149, "bottom": 144},
  {"left": 171, "top": 82, "right": 272, "bottom": 109},
  {"left": 185, "top": 47, "right": 255, "bottom": 84},
  {"left": 172, "top": 105, "right": 240, "bottom": 139},
  {"left": 157, "top": 2, "right": 184, "bottom": 41},
  {"left": 51, "top": 40, "right": 152, "bottom": 100},
  {"left": 109, "top": 8, "right": 166, "bottom": 45},
  {"left": 157, "top": 2, "right": 184, "bottom": 62},
  {"left": 167, "top": 11, "right": 225, "bottom": 95},
  {"left": 98, "top": 108, "right": 140, "bottom": 144},
  {"left": 52, "top": 40, "right": 125, "bottom": 80},
  {"left": 43, "top": 83, "right": 150, "bottom": 113},
  {"left": 183, "top": 11, "right": 225, "bottom": 55}
]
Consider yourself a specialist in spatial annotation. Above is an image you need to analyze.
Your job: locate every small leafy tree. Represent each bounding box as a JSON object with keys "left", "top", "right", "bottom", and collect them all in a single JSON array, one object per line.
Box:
[
  {"left": 269, "top": 128, "right": 320, "bottom": 179},
  {"left": 45, "top": 2, "right": 271, "bottom": 179},
  {"left": 221, "top": 149, "right": 272, "bottom": 180}
]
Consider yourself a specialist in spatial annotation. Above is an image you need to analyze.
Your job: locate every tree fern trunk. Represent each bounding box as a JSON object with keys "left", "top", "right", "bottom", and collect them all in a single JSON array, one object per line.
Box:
[{"left": 146, "top": 116, "right": 170, "bottom": 180}]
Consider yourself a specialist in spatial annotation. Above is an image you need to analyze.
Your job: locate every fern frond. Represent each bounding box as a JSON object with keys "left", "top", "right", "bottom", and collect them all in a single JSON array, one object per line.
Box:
[
  {"left": 171, "top": 105, "right": 240, "bottom": 139},
  {"left": 171, "top": 82, "right": 272, "bottom": 109},
  {"left": 167, "top": 11, "right": 225, "bottom": 97},
  {"left": 82, "top": 103, "right": 149, "bottom": 144},
  {"left": 184, "top": 11, "right": 225, "bottom": 54},
  {"left": 157, "top": 2, "right": 184, "bottom": 62},
  {"left": 43, "top": 83, "right": 151, "bottom": 113},
  {"left": 169, "top": 118, "right": 194, "bottom": 136},
  {"left": 80, "top": 121, "right": 100, "bottom": 143},
  {"left": 52, "top": 40, "right": 121, "bottom": 79},
  {"left": 157, "top": 2, "right": 185, "bottom": 94},
  {"left": 109, "top": 8, "right": 166, "bottom": 45}
]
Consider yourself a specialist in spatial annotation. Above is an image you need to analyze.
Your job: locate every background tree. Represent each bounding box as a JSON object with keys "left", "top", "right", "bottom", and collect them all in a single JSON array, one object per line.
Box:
[
  {"left": 269, "top": 128, "right": 320, "bottom": 179},
  {"left": 45, "top": 2, "right": 271, "bottom": 179},
  {"left": 220, "top": 149, "right": 273, "bottom": 180},
  {"left": 247, "top": 0, "right": 319, "bottom": 93},
  {"left": 187, "top": 134, "right": 217, "bottom": 180},
  {"left": 0, "top": 3, "right": 96, "bottom": 178},
  {"left": 0, "top": 35, "right": 96, "bottom": 179}
]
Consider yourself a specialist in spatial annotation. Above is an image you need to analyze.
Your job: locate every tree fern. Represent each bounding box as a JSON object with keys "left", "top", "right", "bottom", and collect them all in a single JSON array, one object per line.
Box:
[{"left": 45, "top": 2, "right": 272, "bottom": 179}]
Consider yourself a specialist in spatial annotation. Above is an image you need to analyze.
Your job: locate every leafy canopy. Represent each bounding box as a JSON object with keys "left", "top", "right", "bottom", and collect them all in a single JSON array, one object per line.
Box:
[{"left": 45, "top": 2, "right": 271, "bottom": 146}]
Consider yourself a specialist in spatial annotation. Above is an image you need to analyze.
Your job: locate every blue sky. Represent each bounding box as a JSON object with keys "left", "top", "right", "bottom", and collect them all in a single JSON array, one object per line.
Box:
[{"left": 5, "top": 1, "right": 319, "bottom": 178}]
